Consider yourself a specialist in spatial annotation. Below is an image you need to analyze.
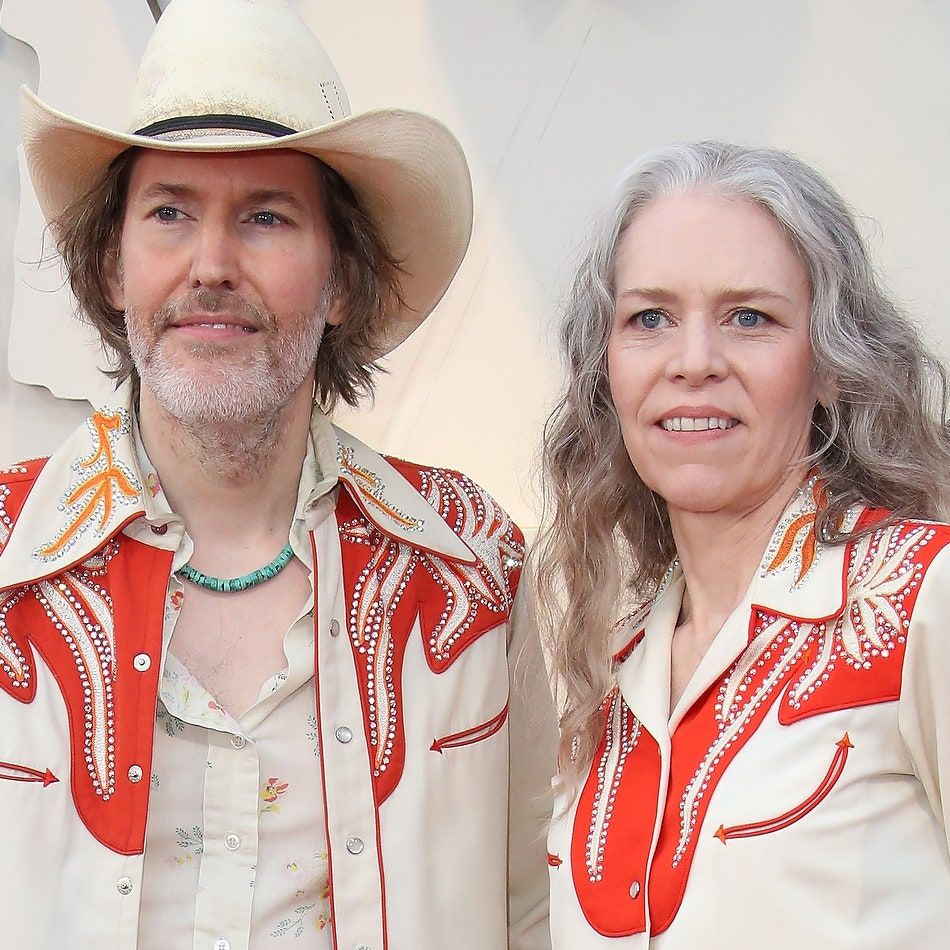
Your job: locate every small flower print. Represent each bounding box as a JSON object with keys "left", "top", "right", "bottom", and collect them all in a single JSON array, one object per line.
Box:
[
  {"left": 156, "top": 705, "right": 185, "bottom": 738},
  {"left": 260, "top": 777, "right": 289, "bottom": 813},
  {"left": 306, "top": 714, "right": 319, "bottom": 756},
  {"left": 145, "top": 472, "right": 161, "bottom": 497},
  {"left": 174, "top": 825, "right": 203, "bottom": 865},
  {"left": 169, "top": 590, "right": 184, "bottom": 610}
]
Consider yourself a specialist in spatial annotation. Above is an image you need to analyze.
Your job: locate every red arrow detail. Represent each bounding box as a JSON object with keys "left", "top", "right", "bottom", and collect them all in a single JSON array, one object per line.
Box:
[{"left": 0, "top": 760, "right": 59, "bottom": 787}]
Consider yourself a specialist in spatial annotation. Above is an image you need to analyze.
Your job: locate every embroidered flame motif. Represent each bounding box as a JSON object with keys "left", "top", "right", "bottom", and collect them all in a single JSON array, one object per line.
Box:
[
  {"left": 339, "top": 446, "right": 425, "bottom": 531},
  {"left": 38, "top": 412, "right": 140, "bottom": 560},
  {"left": 765, "top": 479, "right": 827, "bottom": 584},
  {"left": 339, "top": 467, "right": 523, "bottom": 792}
]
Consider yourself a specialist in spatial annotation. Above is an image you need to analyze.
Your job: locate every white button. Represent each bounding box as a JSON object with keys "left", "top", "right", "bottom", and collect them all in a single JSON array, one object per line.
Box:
[
  {"left": 335, "top": 726, "right": 353, "bottom": 744},
  {"left": 354, "top": 946, "right": 372, "bottom": 950},
  {"left": 127, "top": 765, "right": 143, "bottom": 783},
  {"left": 329, "top": 619, "right": 341, "bottom": 637},
  {"left": 629, "top": 880, "right": 641, "bottom": 899},
  {"left": 116, "top": 877, "right": 133, "bottom": 895},
  {"left": 230, "top": 735, "right": 247, "bottom": 750},
  {"left": 214, "top": 940, "right": 231, "bottom": 950},
  {"left": 132, "top": 653, "right": 151, "bottom": 672},
  {"left": 225, "top": 832, "right": 241, "bottom": 851},
  {"left": 346, "top": 836, "right": 364, "bottom": 854}
]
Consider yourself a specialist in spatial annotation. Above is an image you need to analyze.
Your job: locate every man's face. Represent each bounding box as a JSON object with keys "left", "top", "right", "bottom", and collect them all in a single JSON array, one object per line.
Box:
[{"left": 110, "top": 148, "right": 341, "bottom": 424}]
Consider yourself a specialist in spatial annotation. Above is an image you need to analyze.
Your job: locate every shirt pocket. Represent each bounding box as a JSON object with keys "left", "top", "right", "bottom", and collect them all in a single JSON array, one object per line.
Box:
[
  {"left": 714, "top": 732, "right": 853, "bottom": 843},
  {"left": 429, "top": 701, "right": 509, "bottom": 753}
]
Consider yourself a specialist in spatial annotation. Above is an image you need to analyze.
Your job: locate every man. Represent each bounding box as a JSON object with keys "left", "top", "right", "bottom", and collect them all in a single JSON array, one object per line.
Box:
[{"left": 0, "top": 1, "right": 554, "bottom": 947}]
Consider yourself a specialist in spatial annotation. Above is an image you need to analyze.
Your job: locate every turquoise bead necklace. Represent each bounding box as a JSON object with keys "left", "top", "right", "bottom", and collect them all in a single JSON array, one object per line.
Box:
[{"left": 176, "top": 542, "right": 295, "bottom": 593}]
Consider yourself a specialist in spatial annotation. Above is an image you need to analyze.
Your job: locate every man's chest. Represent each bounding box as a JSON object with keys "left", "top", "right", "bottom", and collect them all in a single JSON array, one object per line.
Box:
[{"left": 169, "top": 558, "right": 313, "bottom": 717}]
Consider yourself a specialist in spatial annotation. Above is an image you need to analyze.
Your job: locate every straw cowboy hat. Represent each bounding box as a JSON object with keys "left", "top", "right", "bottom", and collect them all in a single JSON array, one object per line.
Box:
[{"left": 18, "top": 0, "right": 473, "bottom": 353}]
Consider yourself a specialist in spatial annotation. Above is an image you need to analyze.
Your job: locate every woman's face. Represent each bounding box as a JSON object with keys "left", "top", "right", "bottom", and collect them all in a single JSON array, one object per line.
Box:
[{"left": 607, "top": 191, "right": 817, "bottom": 519}]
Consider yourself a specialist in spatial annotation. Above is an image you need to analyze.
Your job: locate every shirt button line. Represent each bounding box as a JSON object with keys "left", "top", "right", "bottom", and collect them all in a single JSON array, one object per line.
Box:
[
  {"left": 335, "top": 726, "right": 353, "bottom": 744},
  {"left": 346, "top": 836, "right": 364, "bottom": 855}
]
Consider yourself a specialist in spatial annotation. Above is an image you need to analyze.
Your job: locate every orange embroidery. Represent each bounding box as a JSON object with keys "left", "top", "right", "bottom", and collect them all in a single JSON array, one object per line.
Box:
[
  {"left": 766, "top": 480, "right": 827, "bottom": 584},
  {"left": 338, "top": 446, "right": 424, "bottom": 531},
  {"left": 715, "top": 734, "right": 853, "bottom": 843},
  {"left": 39, "top": 412, "right": 140, "bottom": 558}
]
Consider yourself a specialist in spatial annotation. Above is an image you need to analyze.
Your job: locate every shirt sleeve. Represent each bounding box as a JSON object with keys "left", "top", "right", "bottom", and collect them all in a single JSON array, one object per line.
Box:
[
  {"left": 898, "top": 540, "right": 950, "bottom": 851},
  {"left": 506, "top": 561, "right": 557, "bottom": 950}
]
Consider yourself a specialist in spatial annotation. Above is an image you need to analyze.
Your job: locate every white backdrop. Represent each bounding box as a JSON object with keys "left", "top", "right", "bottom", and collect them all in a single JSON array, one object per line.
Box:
[{"left": 2, "top": 0, "right": 949, "bottom": 533}]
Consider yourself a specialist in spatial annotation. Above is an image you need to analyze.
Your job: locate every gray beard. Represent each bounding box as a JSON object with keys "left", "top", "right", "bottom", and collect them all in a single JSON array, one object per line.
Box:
[{"left": 127, "top": 288, "right": 332, "bottom": 472}]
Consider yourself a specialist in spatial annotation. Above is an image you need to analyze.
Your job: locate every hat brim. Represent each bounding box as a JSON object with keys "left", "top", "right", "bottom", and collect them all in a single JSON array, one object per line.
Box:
[{"left": 19, "top": 86, "right": 473, "bottom": 355}]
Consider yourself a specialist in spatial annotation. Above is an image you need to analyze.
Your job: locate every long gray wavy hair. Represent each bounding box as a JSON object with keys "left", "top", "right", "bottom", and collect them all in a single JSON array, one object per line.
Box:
[{"left": 534, "top": 141, "right": 950, "bottom": 782}]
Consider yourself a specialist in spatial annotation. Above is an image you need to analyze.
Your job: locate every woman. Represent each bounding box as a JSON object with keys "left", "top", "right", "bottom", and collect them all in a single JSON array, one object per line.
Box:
[{"left": 537, "top": 142, "right": 950, "bottom": 948}]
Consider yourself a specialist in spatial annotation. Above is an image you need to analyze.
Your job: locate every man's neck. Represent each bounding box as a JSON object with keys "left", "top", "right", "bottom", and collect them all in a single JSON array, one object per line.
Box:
[{"left": 138, "top": 381, "right": 314, "bottom": 548}]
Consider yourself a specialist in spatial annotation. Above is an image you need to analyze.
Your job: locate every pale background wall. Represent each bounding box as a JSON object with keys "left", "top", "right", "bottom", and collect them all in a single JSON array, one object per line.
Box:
[{"left": 2, "top": 0, "right": 948, "bottom": 534}]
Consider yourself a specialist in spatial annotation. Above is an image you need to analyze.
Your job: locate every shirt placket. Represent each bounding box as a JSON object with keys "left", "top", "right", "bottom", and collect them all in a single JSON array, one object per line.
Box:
[{"left": 310, "top": 506, "right": 385, "bottom": 950}]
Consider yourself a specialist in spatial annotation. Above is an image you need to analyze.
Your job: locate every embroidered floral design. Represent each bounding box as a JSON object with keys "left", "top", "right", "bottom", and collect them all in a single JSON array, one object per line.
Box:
[
  {"left": 36, "top": 411, "right": 141, "bottom": 562},
  {"left": 763, "top": 477, "right": 827, "bottom": 586},
  {"left": 260, "top": 776, "right": 290, "bottom": 813}
]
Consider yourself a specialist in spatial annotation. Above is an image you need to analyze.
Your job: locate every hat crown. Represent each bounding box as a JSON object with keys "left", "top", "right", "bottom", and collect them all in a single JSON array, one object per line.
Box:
[{"left": 126, "top": 0, "right": 351, "bottom": 137}]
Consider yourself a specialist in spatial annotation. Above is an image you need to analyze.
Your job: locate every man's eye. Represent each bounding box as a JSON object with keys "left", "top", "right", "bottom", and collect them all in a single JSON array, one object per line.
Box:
[
  {"left": 154, "top": 206, "right": 181, "bottom": 222},
  {"left": 732, "top": 308, "right": 768, "bottom": 328},
  {"left": 249, "top": 211, "right": 281, "bottom": 226},
  {"left": 633, "top": 309, "right": 665, "bottom": 330}
]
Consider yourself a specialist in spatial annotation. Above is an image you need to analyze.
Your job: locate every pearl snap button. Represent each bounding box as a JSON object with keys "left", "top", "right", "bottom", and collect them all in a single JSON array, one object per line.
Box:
[
  {"left": 335, "top": 726, "right": 353, "bottom": 744},
  {"left": 346, "top": 836, "right": 364, "bottom": 855},
  {"left": 629, "top": 880, "right": 641, "bottom": 899},
  {"left": 127, "top": 765, "right": 143, "bottom": 783},
  {"left": 225, "top": 832, "right": 241, "bottom": 851},
  {"left": 133, "top": 653, "right": 151, "bottom": 672},
  {"left": 230, "top": 735, "right": 247, "bottom": 750},
  {"left": 116, "top": 877, "right": 133, "bottom": 895},
  {"left": 329, "top": 619, "right": 341, "bottom": 637}
]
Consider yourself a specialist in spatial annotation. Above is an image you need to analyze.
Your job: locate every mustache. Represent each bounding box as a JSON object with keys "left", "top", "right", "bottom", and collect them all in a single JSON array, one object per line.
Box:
[{"left": 154, "top": 288, "right": 275, "bottom": 331}]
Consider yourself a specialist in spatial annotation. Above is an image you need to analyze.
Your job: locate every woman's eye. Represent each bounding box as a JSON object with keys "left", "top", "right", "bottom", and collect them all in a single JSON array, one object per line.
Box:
[
  {"left": 154, "top": 206, "right": 181, "bottom": 222},
  {"left": 250, "top": 211, "right": 281, "bottom": 226},
  {"left": 733, "top": 308, "right": 767, "bottom": 328},
  {"left": 633, "top": 309, "right": 666, "bottom": 330}
]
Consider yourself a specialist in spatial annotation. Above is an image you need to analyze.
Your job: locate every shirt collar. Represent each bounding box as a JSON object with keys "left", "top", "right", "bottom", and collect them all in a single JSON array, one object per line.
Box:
[{"left": 0, "top": 390, "right": 476, "bottom": 590}]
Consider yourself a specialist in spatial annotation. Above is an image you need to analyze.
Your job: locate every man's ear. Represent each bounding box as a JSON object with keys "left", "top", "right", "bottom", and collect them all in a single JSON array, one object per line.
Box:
[
  {"left": 104, "top": 246, "right": 125, "bottom": 312},
  {"left": 324, "top": 294, "right": 345, "bottom": 328}
]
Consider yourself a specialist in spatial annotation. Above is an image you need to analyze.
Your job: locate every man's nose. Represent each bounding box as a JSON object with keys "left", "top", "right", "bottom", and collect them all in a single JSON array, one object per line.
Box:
[{"left": 188, "top": 220, "right": 240, "bottom": 290}]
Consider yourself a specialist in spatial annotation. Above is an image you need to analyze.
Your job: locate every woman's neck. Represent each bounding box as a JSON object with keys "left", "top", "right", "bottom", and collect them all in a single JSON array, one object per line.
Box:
[{"left": 669, "top": 471, "right": 805, "bottom": 639}]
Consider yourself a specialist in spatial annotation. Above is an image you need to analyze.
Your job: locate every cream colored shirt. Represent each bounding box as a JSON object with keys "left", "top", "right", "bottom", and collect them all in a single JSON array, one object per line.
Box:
[{"left": 131, "top": 426, "right": 335, "bottom": 950}]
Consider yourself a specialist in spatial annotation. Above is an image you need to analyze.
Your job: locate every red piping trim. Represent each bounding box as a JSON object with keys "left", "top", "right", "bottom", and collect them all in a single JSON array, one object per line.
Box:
[
  {"left": 430, "top": 703, "right": 509, "bottom": 753},
  {"left": 310, "top": 533, "right": 341, "bottom": 950},
  {"left": 715, "top": 733, "right": 853, "bottom": 843}
]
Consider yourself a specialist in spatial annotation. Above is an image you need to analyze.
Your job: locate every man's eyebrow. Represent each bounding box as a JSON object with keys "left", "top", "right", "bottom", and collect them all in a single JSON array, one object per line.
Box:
[
  {"left": 130, "top": 184, "right": 308, "bottom": 211},
  {"left": 244, "top": 189, "right": 307, "bottom": 211},
  {"left": 133, "top": 182, "right": 197, "bottom": 203}
]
